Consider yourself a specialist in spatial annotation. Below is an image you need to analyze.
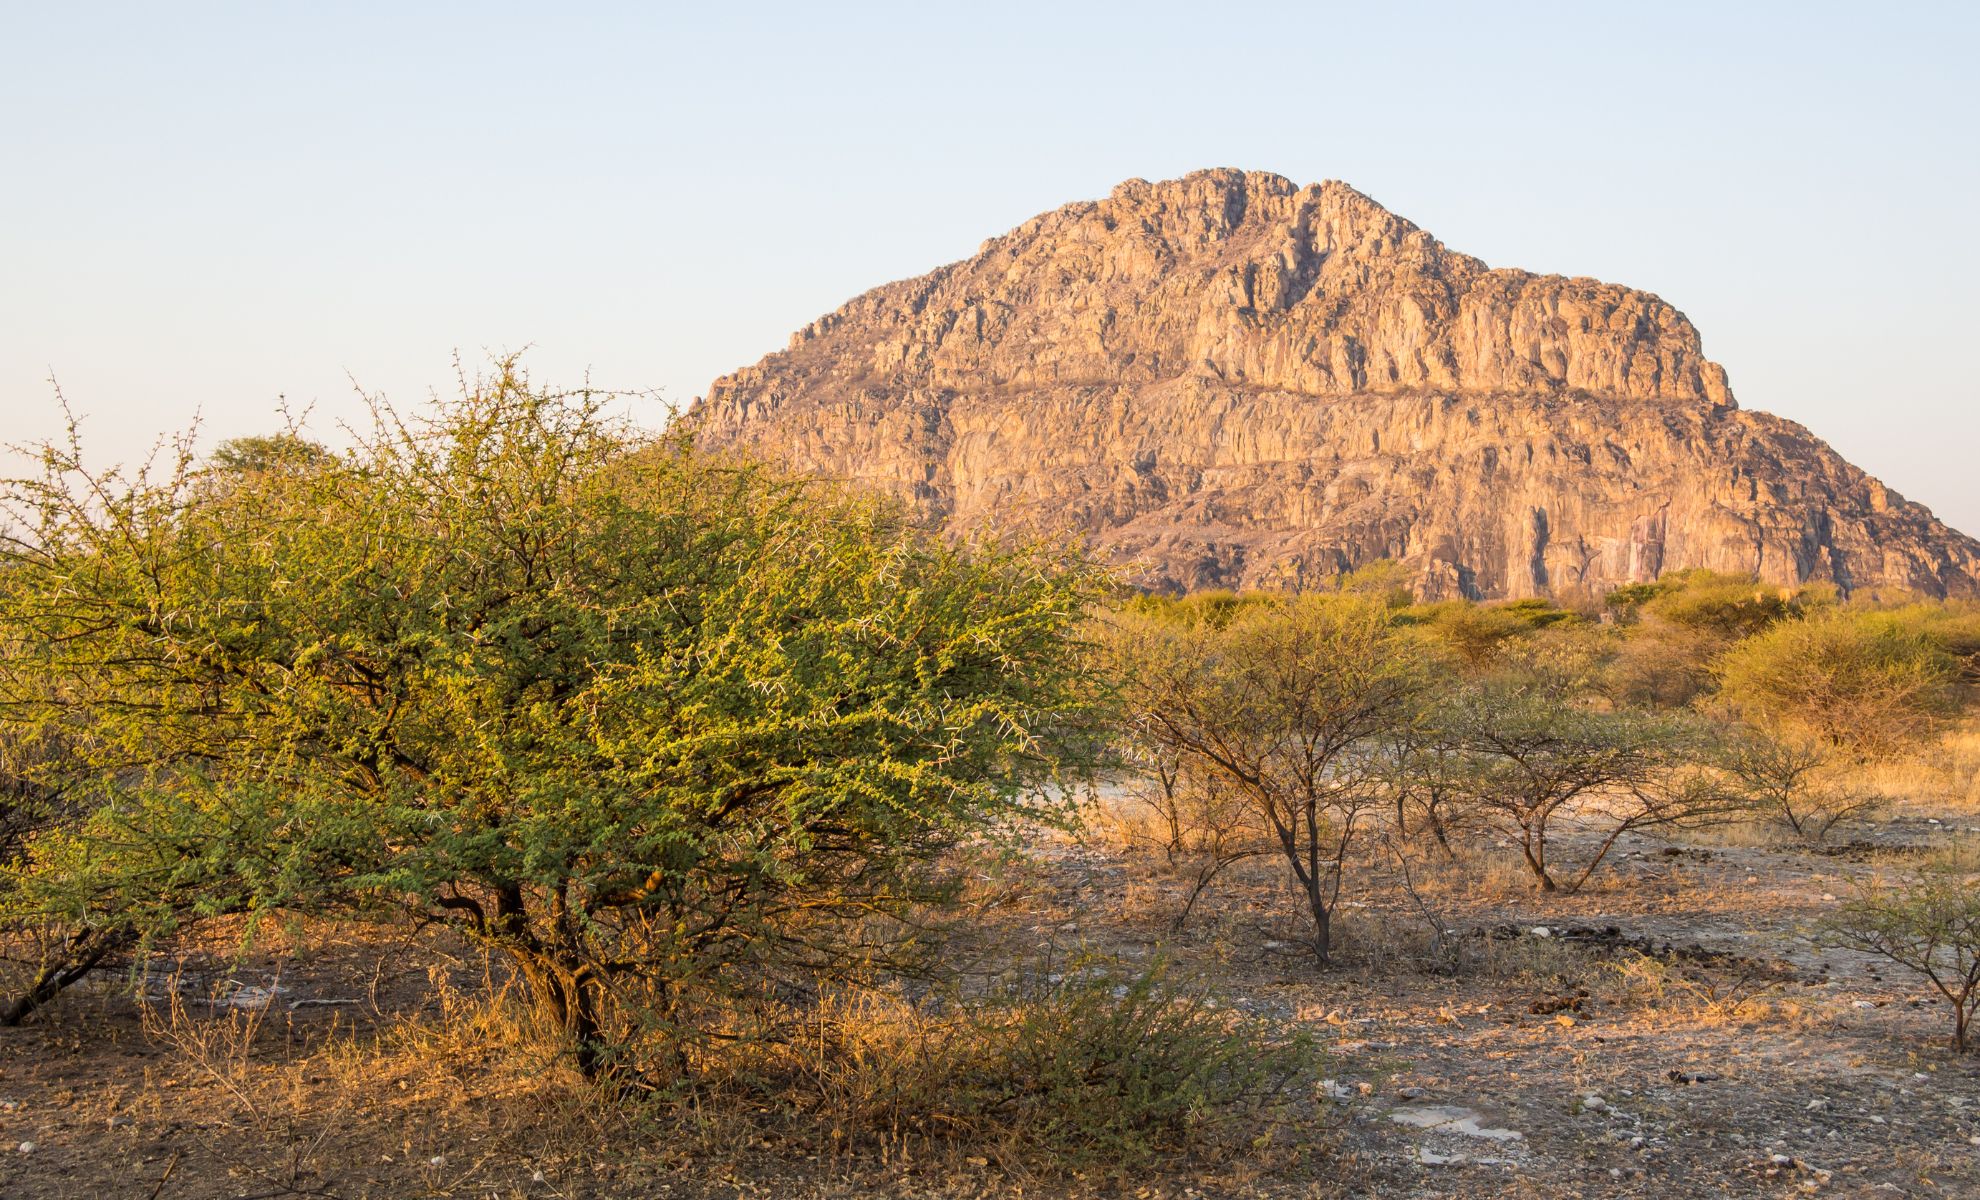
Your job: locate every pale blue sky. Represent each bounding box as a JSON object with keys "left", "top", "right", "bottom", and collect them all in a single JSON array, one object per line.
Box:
[{"left": 4, "top": 2, "right": 1976, "bottom": 533}]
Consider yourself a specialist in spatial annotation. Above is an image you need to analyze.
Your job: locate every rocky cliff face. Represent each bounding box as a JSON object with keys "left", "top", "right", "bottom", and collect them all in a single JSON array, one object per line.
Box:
[{"left": 694, "top": 169, "right": 1980, "bottom": 599}]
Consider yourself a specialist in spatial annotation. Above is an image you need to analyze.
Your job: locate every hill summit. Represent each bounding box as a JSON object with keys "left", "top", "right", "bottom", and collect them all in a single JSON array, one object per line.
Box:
[{"left": 693, "top": 169, "right": 1980, "bottom": 599}]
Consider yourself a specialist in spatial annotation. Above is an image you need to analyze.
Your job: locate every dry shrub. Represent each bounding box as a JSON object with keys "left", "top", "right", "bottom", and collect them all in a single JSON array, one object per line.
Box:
[
  {"left": 1327, "top": 903, "right": 1605, "bottom": 985},
  {"left": 1460, "top": 928, "right": 1599, "bottom": 984},
  {"left": 1825, "top": 876, "right": 1980, "bottom": 1052},
  {"left": 121, "top": 959, "right": 672, "bottom": 1200},
  {"left": 1329, "top": 910, "right": 1456, "bottom": 975},
  {"left": 134, "top": 951, "right": 1322, "bottom": 1182},
  {"left": 1403, "top": 843, "right": 1595, "bottom": 903},
  {"left": 1716, "top": 731, "right": 1888, "bottom": 843},
  {"left": 144, "top": 958, "right": 584, "bottom": 1117},
  {"left": 139, "top": 973, "right": 287, "bottom": 1121},
  {"left": 1916, "top": 837, "right": 1980, "bottom": 875},
  {"left": 1604, "top": 951, "right": 1783, "bottom": 1024},
  {"left": 1687, "top": 818, "right": 1795, "bottom": 849},
  {"left": 700, "top": 957, "right": 1321, "bottom": 1174},
  {"left": 1086, "top": 776, "right": 1270, "bottom": 930}
]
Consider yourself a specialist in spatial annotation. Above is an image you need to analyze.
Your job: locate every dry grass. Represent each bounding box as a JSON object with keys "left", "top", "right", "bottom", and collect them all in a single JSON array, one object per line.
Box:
[
  {"left": 93, "top": 942, "right": 1332, "bottom": 1196},
  {"left": 1862, "top": 722, "right": 1980, "bottom": 817},
  {"left": 1602, "top": 951, "right": 1800, "bottom": 1027},
  {"left": 1914, "top": 835, "right": 1980, "bottom": 874},
  {"left": 1685, "top": 818, "right": 1808, "bottom": 849}
]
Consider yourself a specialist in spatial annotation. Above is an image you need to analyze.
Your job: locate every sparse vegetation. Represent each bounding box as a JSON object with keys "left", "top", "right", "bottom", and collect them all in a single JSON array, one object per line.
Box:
[
  {"left": 5, "top": 384, "right": 1980, "bottom": 1195},
  {"left": 1827, "top": 876, "right": 1980, "bottom": 1052},
  {"left": 1714, "top": 729, "right": 1886, "bottom": 842},
  {"left": 717, "top": 958, "right": 1319, "bottom": 1171},
  {"left": 1432, "top": 677, "right": 1723, "bottom": 892},
  {"left": 1104, "top": 595, "right": 1432, "bottom": 962}
]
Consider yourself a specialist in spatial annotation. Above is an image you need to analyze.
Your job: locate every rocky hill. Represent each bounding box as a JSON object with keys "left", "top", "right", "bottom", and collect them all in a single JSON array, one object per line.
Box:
[{"left": 692, "top": 169, "right": 1980, "bottom": 599}]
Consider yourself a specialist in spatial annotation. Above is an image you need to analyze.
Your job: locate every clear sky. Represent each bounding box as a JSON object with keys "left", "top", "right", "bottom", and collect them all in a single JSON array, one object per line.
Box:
[{"left": 5, "top": 2, "right": 1976, "bottom": 534}]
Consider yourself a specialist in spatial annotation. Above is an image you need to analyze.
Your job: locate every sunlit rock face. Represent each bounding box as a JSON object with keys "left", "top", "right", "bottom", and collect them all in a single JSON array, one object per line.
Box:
[{"left": 694, "top": 169, "right": 1980, "bottom": 600}]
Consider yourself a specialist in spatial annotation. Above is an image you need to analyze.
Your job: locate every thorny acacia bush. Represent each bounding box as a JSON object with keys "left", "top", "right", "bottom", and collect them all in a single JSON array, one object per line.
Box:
[
  {"left": 1826, "top": 876, "right": 1980, "bottom": 1053},
  {"left": 1433, "top": 673, "right": 1731, "bottom": 893},
  {"left": 1394, "top": 596, "right": 1578, "bottom": 672},
  {"left": 1102, "top": 595, "right": 1433, "bottom": 963},
  {"left": 1599, "top": 569, "right": 1831, "bottom": 711},
  {"left": 0, "top": 362, "right": 1110, "bottom": 1079},
  {"left": 1713, "top": 729, "right": 1886, "bottom": 843},
  {"left": 0, "top": 721, "right": 131, "bottom": 1025},
  {"left": 1715, "top": 606, "right": 1975, "bottom": 759}
]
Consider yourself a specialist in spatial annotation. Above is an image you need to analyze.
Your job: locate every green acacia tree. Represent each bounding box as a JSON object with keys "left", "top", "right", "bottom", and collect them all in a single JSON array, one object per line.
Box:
[
  {"left": 1827, "top": 879, "right": 1980, "bottom": 1053},
  {"left": 1105, "top": 595, "right": 1431, "bottom": 963},
  {"left": 0, "top": 362, "right": 1108, "bottom": 1074},
  {"left": 1438, "top": 679, "right": 1723, "bottom": 893},
  {"left": 1714, "top": 608, "right": 1966, "bottom": 758}
]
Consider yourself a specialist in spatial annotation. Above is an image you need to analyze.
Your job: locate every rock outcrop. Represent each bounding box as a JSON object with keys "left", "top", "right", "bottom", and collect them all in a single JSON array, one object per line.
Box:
[{"left": 693, "top": 169, "right": 1980, "bottom": 599}]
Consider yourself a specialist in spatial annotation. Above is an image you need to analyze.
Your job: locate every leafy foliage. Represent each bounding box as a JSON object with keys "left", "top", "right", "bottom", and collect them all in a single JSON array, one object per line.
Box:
[
  {"left": 0, "top": 361, "right": 1109, "bottom": 1071},
  {"left": 1434, "top": 676, "right": 1722, "bottom": 892},
  {"left": 1606, "top": 569, "right": 1828, "bottom": 638},
  {"left": 1715, "top": 608, "right": 1967, "bottom": 757},
  {"left": 1396, "top": 597, "right": 1578, "bottom": 670}
]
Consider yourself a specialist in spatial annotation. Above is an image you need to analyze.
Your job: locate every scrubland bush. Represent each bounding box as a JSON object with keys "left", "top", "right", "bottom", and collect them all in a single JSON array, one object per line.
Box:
[
  {"left": 1433, "top": 677, "right": 1728, "bottom": 892},
  {"left": 1609, "top": 569, "right": 1826, "bottom": 638},
  {"left": 725, "top": 959, "right": 1317, "bottom": 1169},
  {"left": 1397, "top": 596, "right": 1577, "bottom": 670},
  {"left": 1602, "top": 620, "right": 1718, "bottom": 709},
  {"left": 1598, "top": 570, "right": 1825, "bottom": 709},
  {"left": 0, "top": 698, "right": 134, "bottom": 1025},
  {"left": 1827, "top": 877, "right": 1980, "bottom": 1052},
  {"left": 0, "top": 361, "right": 1108, "bottom": 1077},
  {"left": 1716, "top": 607, "right": 1969, "bottom": 758},
  {"left": 1103, "top": 595, "right": 1433, "bottom": 962},
  {"left": 1714, "top": 730, "right": 1885, "bottom": 842},
  {"left": 1604, "top": 951, "right": 1784, "bottom": 1024},
  {"left": 1376, "top": 718, "right": 1474, "bottom": 858}
]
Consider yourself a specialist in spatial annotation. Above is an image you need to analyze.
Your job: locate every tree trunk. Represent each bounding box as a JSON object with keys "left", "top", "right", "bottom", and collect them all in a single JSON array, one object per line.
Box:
[
  {"left": 1427, "top": 806, "right": 1456, "bottom": 860},
  {"left": 0, "top": 925, "right": 133, "bottom": 1027},
  {"left": 488, "top": 886, "right": 612, "bottom": 1081},
  {"left": 568, "top": 975, "right": 610, "bottom": 1079},
  {"left": 1521, "top": 827, "right": 1558, "bottom": 892},
  {"left": 1301, "top": 857, "right": 1334, "bottom": 966},
  {"left": 509, "top": 948, "right": 616, "bottom": 1080}
]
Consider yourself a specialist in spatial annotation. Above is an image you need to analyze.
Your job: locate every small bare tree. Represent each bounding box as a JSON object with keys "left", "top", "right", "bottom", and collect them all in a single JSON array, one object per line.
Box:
[
  {"left": 1377, "top": 719, "right": 1472, "bottom": 859},
  {"left": 1106, "top": 597, "right": 1428, "bottom": 964},
  {"left": 1440, "top": 681, "right": 1722, "bottom": 893},
  {"left": 1716, "top": 730, "right": 1884, "bottom": 843},
  {"left": 1827, "top": 880, "right": 1980, "bottom": 1053},
  {"left": 1106, "top": 741, "right": 1268, "bottom": 929}
]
